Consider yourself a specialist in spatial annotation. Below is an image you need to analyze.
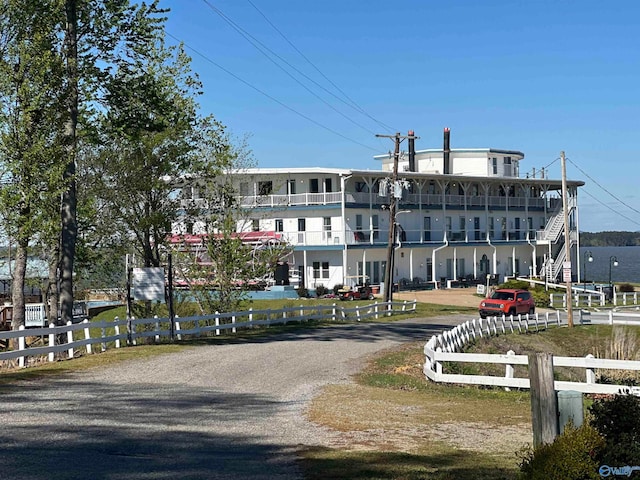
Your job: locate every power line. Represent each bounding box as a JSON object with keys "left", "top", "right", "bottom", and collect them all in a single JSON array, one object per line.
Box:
[
  {"left": 165, "top": 31, "right": 379, "bottom": 152},
  {"left": 581, "top": 188, "right": 640, "bottom": 228},
  {"left": 244, "top": 0, "right": 398, "bottom": 133},
  {"left": 199, "top": 0, "right": 382, "bottom": 137},
  {"left": 568, "top": 157, "right": 640, "bottom": 217}
]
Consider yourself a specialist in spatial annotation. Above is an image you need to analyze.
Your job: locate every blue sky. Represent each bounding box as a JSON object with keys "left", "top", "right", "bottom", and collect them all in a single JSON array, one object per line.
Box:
[{"left": 162, "top": 0, "right": 640, "bottom": 233}]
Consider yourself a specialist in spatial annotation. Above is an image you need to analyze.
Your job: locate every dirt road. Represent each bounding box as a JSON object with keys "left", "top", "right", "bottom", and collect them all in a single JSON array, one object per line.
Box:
[{"left": 0, "top": 315, "right": 467, "bottom": 480}]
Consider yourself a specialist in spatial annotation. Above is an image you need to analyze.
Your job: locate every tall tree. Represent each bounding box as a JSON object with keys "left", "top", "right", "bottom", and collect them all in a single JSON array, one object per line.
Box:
[{"left": 0, "top": 1, "right": 66, "bottom": 330}]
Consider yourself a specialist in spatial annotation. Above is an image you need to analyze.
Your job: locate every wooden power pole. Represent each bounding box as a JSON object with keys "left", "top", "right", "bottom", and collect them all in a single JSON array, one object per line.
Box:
[
  {"left": 561, "top": 151, "right": 574, "bottom": 328},
  {"left": 376, "top": 131, "right": 419, "bottom": 304}
]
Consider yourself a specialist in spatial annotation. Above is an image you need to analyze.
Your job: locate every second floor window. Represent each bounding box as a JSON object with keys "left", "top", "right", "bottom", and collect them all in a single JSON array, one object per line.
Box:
[
  {"left": 275, "top": 219, "right": 283, "bottom": 232},
  {"left": 492, "top": 158, "right": 498, "bottom": 175},
  {"left": 287, "top": 180, "right": 296, "bottom": 195},
  {"left": 258, "top": 181, "right": 272, "bottom": 196},
  {"left": 310, "top": 178, "right": 319, "bottom": 193}
]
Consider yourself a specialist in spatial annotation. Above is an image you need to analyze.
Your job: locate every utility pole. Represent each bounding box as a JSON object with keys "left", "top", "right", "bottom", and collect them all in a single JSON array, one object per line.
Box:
[
  {"left": 561, "top": 151, "right": 574, "bottom": 328},
  {"left": 376, "top": 131, "right": 419, "bottom": 304}
]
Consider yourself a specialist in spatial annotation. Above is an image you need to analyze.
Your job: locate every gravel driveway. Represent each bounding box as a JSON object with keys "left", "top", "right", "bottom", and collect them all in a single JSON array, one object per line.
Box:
[{"left": 0, "top": 315, "right": 466, "bottom": 480}]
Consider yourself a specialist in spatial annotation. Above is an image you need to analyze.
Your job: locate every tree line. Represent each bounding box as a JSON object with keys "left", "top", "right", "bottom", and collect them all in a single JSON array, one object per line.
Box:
[
  {"left": 580, "top": 231, "right": 640, "bottom": 247},
  {"left": 0, "top": 1, "right": 265, "bottom": 331}
]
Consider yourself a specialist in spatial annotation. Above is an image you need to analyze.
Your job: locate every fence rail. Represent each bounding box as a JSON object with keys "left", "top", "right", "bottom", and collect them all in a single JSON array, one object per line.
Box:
[
  {"left": 549, "top": 292, "right": 640, "bottom": 308},
  {"left": 1, "top": 300, "right": 416, "bottom": 369},
  {"left": 424, "top": 311, "right": 640, "bottom": 395}
]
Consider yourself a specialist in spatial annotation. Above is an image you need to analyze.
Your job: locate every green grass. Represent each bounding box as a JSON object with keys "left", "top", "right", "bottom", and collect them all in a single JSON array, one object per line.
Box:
[{"left": 302, "top": 324, "right": 640, "bottom": 479}]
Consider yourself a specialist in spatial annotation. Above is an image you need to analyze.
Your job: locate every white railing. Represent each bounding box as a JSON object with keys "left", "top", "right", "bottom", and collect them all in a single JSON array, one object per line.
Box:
[
  {"left": 1, "top": 300, "right": 416, "bottom": 369},
  {"left": 424, "top": 312, "right": 640, "bottom": 395},
  {"left": 549, "top": 292, "right": 640, "bottom": 308}
]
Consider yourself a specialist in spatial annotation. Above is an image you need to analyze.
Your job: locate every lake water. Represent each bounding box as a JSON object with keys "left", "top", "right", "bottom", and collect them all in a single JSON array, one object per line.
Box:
[{"left": 579, "top": 246, "right": 640, "bottom": 284}]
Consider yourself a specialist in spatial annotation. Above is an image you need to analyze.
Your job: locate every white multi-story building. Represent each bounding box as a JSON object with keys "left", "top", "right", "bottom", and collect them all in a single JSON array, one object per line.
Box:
[{"left": 174, "top": 133, "right": 584, "bottom": 292}]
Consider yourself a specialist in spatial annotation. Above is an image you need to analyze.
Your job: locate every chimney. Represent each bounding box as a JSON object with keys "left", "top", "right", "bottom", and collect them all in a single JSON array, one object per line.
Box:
[
  {"left": 443, "top": 127, "right": 451, "bottom": 174},
  {"left": 408, "top": 130, "right": 415, "bottom": 172}
]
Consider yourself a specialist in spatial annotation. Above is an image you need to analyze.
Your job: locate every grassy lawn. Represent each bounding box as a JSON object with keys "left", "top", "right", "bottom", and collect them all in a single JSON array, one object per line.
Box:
[
  {"left": 301, "top": 324, "right": 640, "bottom": 479},
  {"left": 302, "top": 339, "right": 532, "bottom": 480}
]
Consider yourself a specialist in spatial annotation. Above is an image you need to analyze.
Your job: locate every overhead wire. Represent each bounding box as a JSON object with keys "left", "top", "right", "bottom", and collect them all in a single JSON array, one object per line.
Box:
[
  {"left": 568, "top": 157, "right": 640, "bottom": 217},
  {"left": 244, "top": 0, "right": 398, "bottom": 133},
  {"left": 580, "top": 189, "right": 640, "bottom": 228},
  {"left": 200, "top": 0, "right": 384, "bottom": 138},
  {"left": 165, "top": 31, "right": 379, "bottom": 152}
]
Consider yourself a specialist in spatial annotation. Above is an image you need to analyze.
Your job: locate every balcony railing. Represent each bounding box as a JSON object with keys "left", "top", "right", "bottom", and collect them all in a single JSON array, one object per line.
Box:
[
  {"left": 278, "top": 228, "right": 540, "bottom": 247},
  {"left": 182, "top": 191, "right": 556, "bottom": 210}
]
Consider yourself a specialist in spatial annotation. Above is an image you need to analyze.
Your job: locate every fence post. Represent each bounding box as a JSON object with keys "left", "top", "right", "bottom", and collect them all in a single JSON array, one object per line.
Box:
[
  {"left": 101, "top": 326, "right": 107, "bottom": 352},
  {"left": 215, "top": 314, "right": 220, "bottom": 336},
  {"left": 83, "top": 319, "right": 92, "bottom": 355},
  {"left": 609, "top": 310, "right": 614, "bottom": 325},
  {"left": 375, "top": 302, "right": 379, "bottom": 320},
  {"left": 49, "top": 323, "right": 56, "bottom": 362},
  {"left": 585, "top": 353, "right": 596, "bottom": 384},
  {"left": 154, "top": 315, "right": 160, "bottom": 343},
  {"left": 249, "top": 308, "right": 253, "bottom": 328},
  {"left": 332, "top": 303, "right": 337, "bottom": 322},
  {"left": 66, "top": 321, "right": 74, "bottom": 359},
  {"left": 175, "top": 316, "right": 182, "bottom": 341},
  {"left": 435, "top": 347, "right": 443, "bottom": 377},
  {"left": 18, "top": 325, "right": 26, "bottom": 368},
  {"left": 505, "top": 349, "right": 516, "bottom": 391},
  {"left": 528, "top": 352, "right": 559, "bottom": 447},
  {"left": 114, "top": 317, "right": 121, "bottom": 349}
]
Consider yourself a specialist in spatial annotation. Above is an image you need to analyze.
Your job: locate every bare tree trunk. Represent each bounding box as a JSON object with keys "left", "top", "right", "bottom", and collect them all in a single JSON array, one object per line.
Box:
[
  {"left": 10, "top": 239, "right": 27, "bottom": 331},
  {"left": 59, "top": 0, "right": 78, "bottom": 325},
  {"left": 46, "top": 249, "right": 59, "bottom": 325}
]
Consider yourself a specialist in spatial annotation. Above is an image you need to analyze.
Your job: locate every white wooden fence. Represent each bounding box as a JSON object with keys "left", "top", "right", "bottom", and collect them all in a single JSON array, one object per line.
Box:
[
  {"left": 1, "top": 299, "right": 416, "bottom": 369},
  {"left": 424, "top": 311, "right": 640, "bottom": 395},
  {"left": 549, "top": 291, "right": 640, "bottom": 308}
]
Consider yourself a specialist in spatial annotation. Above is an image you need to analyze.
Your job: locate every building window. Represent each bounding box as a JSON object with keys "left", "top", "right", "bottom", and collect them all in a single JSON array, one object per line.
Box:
[
  {"left": 239, "top": 182, "right": 249, "bottom": 196},
  {"left": 372, "top": 214, "right": 379, "bottom": 240},
  {"left": 355, "top": 214, "right": 363, "bottom": 231},
  {"left": 287, "top": 180, "right": 296, "bottom": 195},
  {"left": 252, "top": 219, "right": 260, "bottom": 232},
  {"left": 324, "top": 178, "right": 332, "bottom": 193},
  {"left": 492, "top": 157, "right": 498, "bottom": 175},
  {"left": 258, "top": 181, "right": 272, "bottom": 196},
  {"left": 423, "top": 216, "right": 431, "bottom": 241},
  {"left": 275, "top": 219, "right": 283, "bottom": 232},
  {"left": 323, "top": 216, "right": 332, "bottom": 239},
  {"left": 504, "top": 157, "right": 512, "bottom": 176},
  {"left": 312, "top": 261, "right": 330, "bottom": 279},
  {"left": 310, "top": 178, "right": 319, "bottom": 193}
]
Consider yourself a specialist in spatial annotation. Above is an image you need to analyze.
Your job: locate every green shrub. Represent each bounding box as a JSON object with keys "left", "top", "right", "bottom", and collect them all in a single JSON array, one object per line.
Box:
[
  {"left": 589, "top": 394, "right": 640, "bottom": 465},
  {"left": 500, "top": 280, "right": 531, "bottom": 290},
  {"left": 333, "top": 284, "right": 343, "bottom": 295},
  {"left": 315, "top": 285, "right": 328, "bottom": 297},
  {"left": 619, "top": 283, "right": 635, "bottom": 293},
  {"left": 518, "top": 423, "right": 604, "bottom": 480},
  {"left": 531, "top": 289, "right": 550, "bottom": 308},
  {"left": 295, "top": 287, "right": 309, "bottom": 298}
]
